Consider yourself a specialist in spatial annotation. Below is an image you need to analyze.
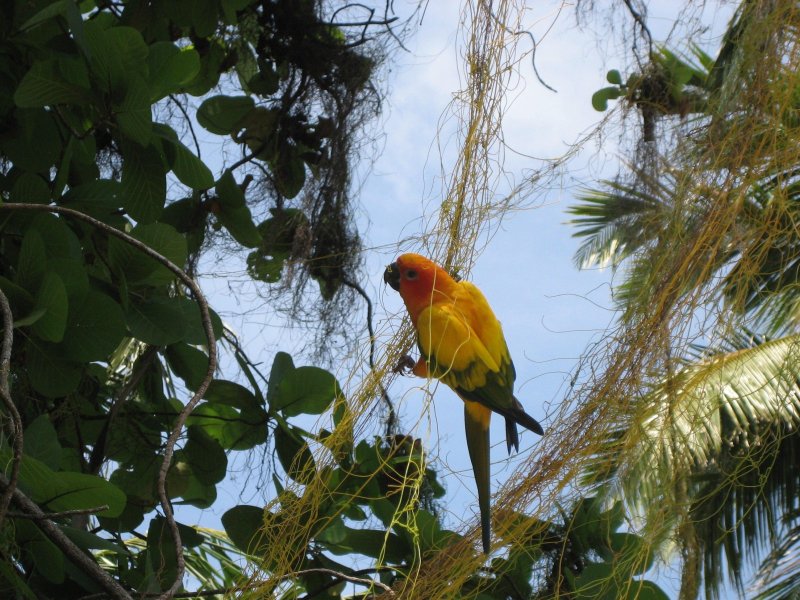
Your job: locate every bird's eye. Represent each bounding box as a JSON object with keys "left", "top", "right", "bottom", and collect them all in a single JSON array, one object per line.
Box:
[{"left": 405, "top": 269, "right": 418, "bottom": 280}]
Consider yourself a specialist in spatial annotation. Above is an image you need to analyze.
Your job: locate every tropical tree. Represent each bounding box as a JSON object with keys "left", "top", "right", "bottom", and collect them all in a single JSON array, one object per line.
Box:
[{"left": 570, "top": 1, "right": 800, "bottom": 598}]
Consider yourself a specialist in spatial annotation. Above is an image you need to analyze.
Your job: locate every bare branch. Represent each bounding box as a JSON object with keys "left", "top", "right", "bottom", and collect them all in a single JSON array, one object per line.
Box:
[
  {"left": 8, "top": 505, "right": 109, "bottom": 520},
  {"left": 0, "top": 286, "right": 23, "bottom": 528}
]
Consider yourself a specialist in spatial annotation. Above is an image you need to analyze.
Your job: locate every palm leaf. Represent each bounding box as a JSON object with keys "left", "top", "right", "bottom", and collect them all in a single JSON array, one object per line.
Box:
[{"left": 584, "top": 333, "right": 800, "bottom": 597}]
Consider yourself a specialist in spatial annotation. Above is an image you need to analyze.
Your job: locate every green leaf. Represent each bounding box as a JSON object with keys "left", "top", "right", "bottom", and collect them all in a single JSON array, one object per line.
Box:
[
  {"left": 148, "top": 43, "right": 201, "bottom": 100},
  {"left": 274, "top": 145, "right": 306, "bottom": 199},
  {"left": 267, "top": 351, "right": 295, "bottom": 404},
  {"left": 59, "top": 290, "right": 126, "bottom": 362},
  {"left": 166, "top": 343, "right": 210, "bottom": 390},
  {"left": 606, "top": 69, "right": 623, "bottom": 85},
  {"left": 2, "top": 109, "right": 62, "bottom": 172},
  {"left": 15, "top": 228, "right": 46, "bottom": 293},
  {"left": 114, "top": 75, "right": 153, "bottom": 145},
  {"left": 185, "top": 426, "right": 227, "bottom": 485},
  {"left": 196, "top": 95, "right": 254, "bottom": 134},
  {"left": 592, "top": 86, "right": 623, "bottom": 112},
  {"left": 14, "top": 521, "right": 65, "bottom": 584},
  {"left": 10, "top": 172, "right": 50, "bottom": 204},
  {"left": 221, "top": 505, "right": 268, "bottom": 555},
  {"left": 61, "top": 179, "right": 124, "bottom": 217},
  {"left": 120, "top": 141, "right": 167, "bottom": 223},
  {"left": 25, "top": 339, "right": 83, "bottom": 397},
  {"left": 272, "top": 366, "right": 341, "bottom": 417},
  {"left": 188, "top": 402, "right": 268, "bottom": 451},
  {"left": 1, "top": 450, "right": 127, "bottom": 517},
  {"left": 84, "top": 23, "right": 149, "bottom": 91},
  {"left": 19, "top": 0, "right": 72, "bottom": 31},
  {"left": 107, "top": 222, "right": 187, "bottom": 287},
  {"left": 204, "top": 379, "right": 258, "bottom": 410},
  {"left": 127, "top": 296, "right": 190, "bottom": 345},
  {"left": 153, "top": 125, "right": 214, "bottom": 190},
  {"left": 23, "top": 416, "right": 62, "bottom": 470},
  {"left": 246, "top": 251, "right": 285, "bottom": 282},
  {"left": 14, "top": 60, "right": 90, "bottom": 107},
  {"left": 30, "top": 271, "right": 68, "bottom": 342},
  {"left": 215, "top": 171, "right": 261, "bottom": 247},
  {"left": 274, "top": 423, "right": 315, "bottom": 483}
]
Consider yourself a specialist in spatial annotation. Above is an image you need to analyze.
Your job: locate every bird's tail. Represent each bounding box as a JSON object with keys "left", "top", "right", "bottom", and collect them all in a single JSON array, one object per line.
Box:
[{"left": 502, "top": 398, "right": 544, "bottom": 454}]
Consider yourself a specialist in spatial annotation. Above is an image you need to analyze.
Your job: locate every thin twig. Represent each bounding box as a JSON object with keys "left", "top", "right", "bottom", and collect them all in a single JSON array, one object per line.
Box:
[
  {"left": 293, "top": 568, "right": 394, "bottom": 596},
  {"left": 1, "top": 474, "right": 132, "bottom": 600},
  {"left": 0, "top": 203, "right": 217, "bottom": 600},
  {"left": 0, "top": 286, "right": 23, "bottom": 528},
  {"left": 342, "top": 279, "right": 397, "bottom": 436},
  {"left": 7, "top": 505, "right": 109, "bottom": 520},
  {"left": 168, "top": 94, "right": 202, "bottom": 159}
]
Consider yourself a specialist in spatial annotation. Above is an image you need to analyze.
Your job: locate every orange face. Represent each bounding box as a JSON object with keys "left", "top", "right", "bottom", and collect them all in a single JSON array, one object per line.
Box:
[
  {"left": 383, "top": 253, "right": 459, "bottom": 322},
  {"left": 383, "top": 253, "right": 439, "bottom": 293}
]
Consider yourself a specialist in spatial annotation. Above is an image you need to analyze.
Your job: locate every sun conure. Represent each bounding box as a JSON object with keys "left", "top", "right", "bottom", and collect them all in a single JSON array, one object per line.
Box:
[{"left": 383, "top": 253, "right": 543, "bottom": 553}]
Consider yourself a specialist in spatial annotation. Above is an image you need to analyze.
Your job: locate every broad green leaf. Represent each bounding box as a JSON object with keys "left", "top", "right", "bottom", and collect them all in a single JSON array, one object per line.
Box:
[
  {"left": 120, "top": 141, "right": 167, "bottom": 223},
  {"left": 185, "top": 426, "right": 227, "bottom": 485},
  {"left": 30, "top": 271, "right": 68, "bottom": 342},
  {"left": 25, "top": 339, "right": 82, "bottom": 397},
  {"left": 221, "top": 505, "right": 268, "bottom": 555},
  {"left": 114, "top": 75, "right": 152, "bottom": 145},
  {"left": 153, "top": 125, "right": 214, "bottom": 190},
  {"left": 180, "top": 300, "right": 223, "bottom": 346},
  {"left": 188, "top": 402, "right": 268, "bottom": 451},
  {"left": 10, "top": 172, "right": 50, "bottom": 204},
  {"left": 148, "top": 43, "right": 201, "bottom": 100},
  {"left": 23, "top": 416, "right": 62, "bottom": 470},
  {"left": 267, "top": 351, "right": 295, "bottom": 404},
  {"left": 127, "top": 296, "right": 190, "bottom": 345},
  {"left": 61, "top": 179, "right": 124, "bottom": 217},
  {"left": 19, "top": 0, "right": 72, "bottom": 31},
  {"left": 2, "top": 109, "right": 62, "bottom": 172},
  {"left": 59, "top": 289, "right": 126, "bottom": 362},
  {"left": 14, "top": 60, "right": 90, "bottom": 107},
  {"left": 15, "top": 228, "right": 46, "bottom": 293},
  {"left": 274, "top": 145, "right": 306, "bottom": 199},
  {"left": 166, "top": 343, "right": 209, "bottom": 390},
  {"left": 204, "top": 379, "right": 258, "bottom": 410},
  {"left": 15, "top": 521, "right": 65, "bottom": 584},
  {"left": 272, "top": 366, "right": 341, "bottom": 417},
  {"left": 274, "top": 423, "right": 315, "bottom": 483},
  {"left": 107, "top": 222, "right": 187, "bottom": 287},
  {"left": 84, "top": 22, "right": 148, "bottom": 91},
  {"left": 246, "top": 251, "right": 285, "bottom": 283},
  {"left": 196, "top": 95, "right": 254, "bottom": 134},
  {"left": 215, "top": 171, "right": 261, "bottom": 247},
  {"left": 1, "top": 450, "right": 126, "bottom": 517},
  {"left": 47, "top": 258, "right": 89, "bottom": 299},
  {"left": 171, "top": 140, "right": 214, "bottom": 190}
]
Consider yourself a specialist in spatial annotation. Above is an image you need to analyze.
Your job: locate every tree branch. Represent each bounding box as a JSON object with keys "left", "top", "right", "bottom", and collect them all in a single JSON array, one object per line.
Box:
[
  {"left": 0, "top": 286, "right": 23, "bottom": 529},
  {"left": 1, "top": 474, "right": 132, "bottom": 600}
]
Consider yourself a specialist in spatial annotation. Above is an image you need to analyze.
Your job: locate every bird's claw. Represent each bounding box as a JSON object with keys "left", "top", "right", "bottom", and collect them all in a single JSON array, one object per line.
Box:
[{"left": 393, "top": 355, "right": 416, "bottom": 375}]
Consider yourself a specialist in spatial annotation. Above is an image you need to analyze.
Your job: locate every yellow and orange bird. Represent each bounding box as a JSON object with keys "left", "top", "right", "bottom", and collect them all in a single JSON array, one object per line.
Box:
[{"left": 383, "top": 253, "right": 543, "bottom": 553}]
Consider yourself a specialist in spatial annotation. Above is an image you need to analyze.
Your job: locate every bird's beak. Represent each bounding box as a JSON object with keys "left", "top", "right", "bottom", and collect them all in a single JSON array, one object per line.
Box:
[{"left": 383, "top": 262, "right": 400, "bottom": 291}]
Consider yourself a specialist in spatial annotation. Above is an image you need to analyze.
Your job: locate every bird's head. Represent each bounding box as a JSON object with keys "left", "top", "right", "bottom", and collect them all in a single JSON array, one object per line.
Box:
[{"left": 383, "top": 254, "right": 459, "bottom": 318}]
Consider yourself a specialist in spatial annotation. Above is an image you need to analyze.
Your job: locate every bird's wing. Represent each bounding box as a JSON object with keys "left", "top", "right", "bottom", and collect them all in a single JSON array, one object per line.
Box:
[{"left": 416, "top": 302, "right": 514, "bottom": 411}]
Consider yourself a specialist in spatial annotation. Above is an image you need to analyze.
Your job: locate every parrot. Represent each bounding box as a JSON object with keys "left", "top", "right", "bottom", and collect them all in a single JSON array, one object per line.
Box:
[{"left": 383, "top": 252, "right": 543, "bottom": 553}]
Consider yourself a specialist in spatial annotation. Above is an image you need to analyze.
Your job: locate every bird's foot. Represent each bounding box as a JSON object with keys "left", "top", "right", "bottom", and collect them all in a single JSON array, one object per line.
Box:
[{"left": 393, "top": 354, "right": 416, "bottom": 375}]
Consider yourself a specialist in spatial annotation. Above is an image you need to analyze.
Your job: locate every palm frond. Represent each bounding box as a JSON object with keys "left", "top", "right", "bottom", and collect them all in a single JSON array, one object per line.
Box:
[{"left": 584, "top": 333, "right": 800, "bottom": 596}]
